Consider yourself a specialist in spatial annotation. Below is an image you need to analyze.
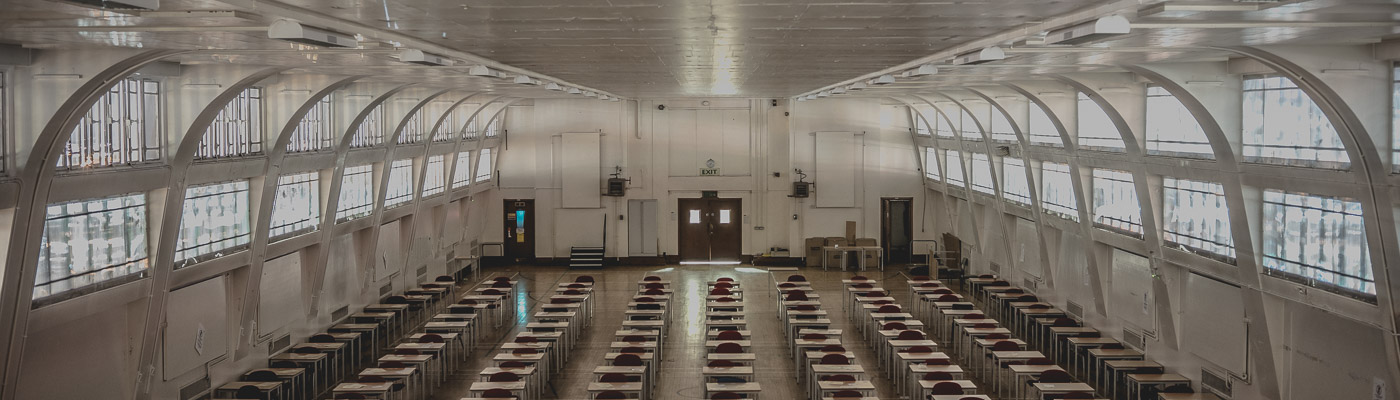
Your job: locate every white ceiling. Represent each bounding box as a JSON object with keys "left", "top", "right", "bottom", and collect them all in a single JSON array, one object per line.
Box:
[{"left": 0, "top": 0, "right": 1397, "bottom": 98}]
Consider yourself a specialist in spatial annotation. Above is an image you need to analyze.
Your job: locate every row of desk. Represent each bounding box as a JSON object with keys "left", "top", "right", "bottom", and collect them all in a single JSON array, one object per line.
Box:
[
  {"left": 775, "top": 274, "right": 889, "bottom": 400},
  {"left": 697, "top": 278, "right": 763, "bottom": 400},
  {"left": 467, "top": 276, "right": 597, "bottom": 399}
]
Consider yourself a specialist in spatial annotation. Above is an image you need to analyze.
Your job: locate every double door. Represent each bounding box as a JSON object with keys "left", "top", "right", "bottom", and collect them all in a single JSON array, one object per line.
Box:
[{"left": 678, "top": 198, "right": 742, "bottom": 262}]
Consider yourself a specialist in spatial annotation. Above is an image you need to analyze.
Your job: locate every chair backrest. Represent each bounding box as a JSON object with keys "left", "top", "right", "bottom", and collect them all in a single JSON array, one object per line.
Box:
[
  {"left": 793, "top": 305, "right": 817, "bottom": 311},
  {"left": 801, "top": 333, "right": 827, "bottom": 340},
  {"left": 992, "top": 340, "right": 1022, "bottom": 351},
  {"left": 645, "top": 282, "right": 665, "bottom": 289},
  {"left": 491, "top": 281, "right": 512, "bottom": 288},
  {"left": 868, "top": 291, "right": 888, "bottom": 297},
  {"left": 965, "top": 313, "right": 986, "bottom": 319},
  {"left": 634, "top": 296, "right": 655, "bottom": 303},
  {"left": 922, "top": 371, "right": 954, "bottom": 381},
  {"left": 778, "top": 282, "right": 796, "bottom": 288},
  {"left": 435, "top": 275, "right": 455, "bottom": 283},
  {"left": 972, "top": 323, "right": 997, "bottom": 329},
  {"left": 785, "top": 292, "right": 809, "bottom": 301},
  {"left": 819, "top": 374, "right": 856, "bottom": 382},
  {"left": 482, "top": 388, "right": 514, "bottom": 398},
  {"left": 1038, "top": 369, "right": 1074, "bottom": 383},
  {"left": 715, "top": 297, "right": 736, "bottom": 303},
  {"left": 851, "top": 283, "right": 873, "bottom": 289},
  {"left": 234, "top": 385, "right": 264, "bottom": 399},
  {"left": 1017, "top": 295, "right": 1038, "bottom": 302},
  {"left": 515, "top": 336, "right": 539, "bottom": 343},
  {"left": 644, "top": 276, "right": 661, "bottom": 281},
  {"left": 936, "top": 295, "right": 960, "bottom": 302},
  {"left": 896, "top": 330, "right": 925, "bottom": 340},
  {"left": 1029, "top": 303, "right": 1051, "bottom": 309},
  {"left": 644, "top": 289, "right": 665, "bottom": 295},
  {"left": 920, "top": 282, "right": 940, "bottom": 288},
  {"left": 493, "top": 276, "right": 511, "bottom": 282},
  {"left": 551, "top": 298, "right": 572, "bottom": 304},
  {"left": 500, "top": 361, "right": 527, "bottom": 368},
  {"left": 819, "top": 345, "right": 846, "bottom": 352},
  {"left": 911, "top": 275, "right": 930, "bottom": 280},
  {"left": 637, "top": 303, "right": 661, "bottom": 310},
  {"left": 717, "top": 277, "right": 735, "bottom": 282},
  {"left": 711, "top": 392, "right": 742, "bottom": 400},
  {"left": 482, "top": 289, "right": 504, "bottom": 295},
  {"left": 712, "top": 282, "right": 733, "bottom": 289},
  {"left": 882, "top": 322, "right": 907, "bottom": 330},
  {"left": 384, "top": 295, "right": 408, "bottom": 304},
  {"left": 872, "top": 300, "right": 893, "bottom": 305},
  {"left": 985, "top": 333, "right": 1009, "bottom": 340},
  {"left": 512, "top": 348, "right": 537, "bottom": 355},
  {"left": 951, "top": 303, "right": 974, "bottom": 310},
  {"left": 708, "top": 288, "right": 730, "bottom": 296},
  {"left": 930, "top": 381, "right": 965, "bottom": 395},
  {"left": 308, "top": 334, "right": 336, "bottom": 343},
  {"left": 595, "top": 390, "right": 627, "bottom": 399},
  {"left": 576, "top": 276, "right": 595, "bottom": 283},
  {"left": 707, "top": 360, "right": 736, "bottom": 367},
  {"left": 620, "top": 346, "right": 646, "bottom": 354},
  {"left": 489, "top": 371, "right": 520, "bottom": 382},
  {"left": 291, "top": 346, "right": 320, "bottom": 354},
  {"left": 716, "top": 331, "right": 743, "bottom": 340},
  {"left": 613, "top": 354, "right": 643, "bottom": 366},
  {"left": 876, "top": 305, "right": 902, "bottom": 313},
  {"left": 1004, "top": 288, "right": 1024, "bottom": 294},
  {"left": 830, "top": 390, "right": 864, "bottom": 399},
  {"left": 269, "top": 360, "right": 298, "bottom": 369},
  {"left": 786, "top": 275, "right": 807, "bottom": 282},
  {"left": 622, "top": 335, "right": 646, "bottom": 343},
  {"left": 851, "top": 275, "right": 868, "bottom": 281},
  {"left": 819, "top": 354, "right": 849, "bottom": 365},
  {"left": 902, "top": 346, "right": 933, "bottom": 354},
  {"left": 244, "top": 370, "right": 279, "bottom": 382},
  {"left": 923, "top": 358, "right": 951, "bottom": 366},
  {"left": 599, "top": 373, "right": 631, "bottom": 383},
  {"left": 714, "top": 342, "right": 743, "bottom": 353},
  {"left": 458, "top": 299, "right": 479, "bottom": 305},
  {"left": 932, "top": 288, "right": 954, "bottom": 294},
  {"left": 563, "top": 289, "right": 584, "bottom": 295}
]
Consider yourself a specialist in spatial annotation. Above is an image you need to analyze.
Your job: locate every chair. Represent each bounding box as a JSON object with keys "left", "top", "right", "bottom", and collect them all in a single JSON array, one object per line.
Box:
[
  {"left": 778, "top": 283, "right": 797, "bottom": 289},
  {"left": 1017, "top": 295, "right": 1039, "bottom": 302},
  {"left": 243, "top": 370, "right": 280, "bottom": 382},
  {"left": 991, "top": 341, "right": 1022, "bottom": 351},
  {"left": 922, "top": 359, "right": 952, "bottom": 366},
  {"left": 920, "top": 282, "right": 940, "bottom": 288},
  {"left": 492, "top": 281, "right": 512, "bottom": 288},
  {"left": 819, "top": 374, "right": 856, "bottom": 382},
  {"left": 851, "top": 283, "right": 873, "bottom": 289},
  {"left": 308, "top": 334, "right": 336, "bottom": 343},
  {"left": 932, "top": 288, "right": 954, "bottom": 295},
  {"left": 715, "top": 297, "right": 737, "bottom": 303},
  {"left": 973, "top": 323, "right": 997, "bottom": 329},
  {"left": 613, "top": 354, "right": 643, "bottom": 366},
  {"left": 1052, "top": 318, "right": 1078, "bottom": 327},
  {"left": 709, "top": 288, "right": 731, "bottom": 296},
  {"left": 876, "top": 305, "right": 902, "bottom": 313},
  {"left": 802, "top": 333, "right": 827, "bottom": 340},
  {"left": 482, "top": 289, "right": 504, "bottom": 296},
  {"left": 619, "top": 347, "right": 647, "bottom": 355},
  {"left": 786, "top": 275, "right": 807, "bottom": 282},
  {"left": 435, "top": 275, "right": 456, "bottom": 283},
  {"left": 333, "top": 394, "right": 366, "bottom": 399},
  {"left": 936, "top": 294, "right": 960, "bottom": 302},
  {"left": 489, "top": 371, "right": 520, "bottom": 382},
  {"left": 644, "top": 276, "right": 662, "bottom": 281},
  {"left": 819, "top": 345, "right": 846, "bottom": 353},
  {"left": 563, "top": 289, "right": 585, "bottom": 295},
  {"left": 929, "top": 381, "right": 965, "bottom": 395},
  {"left": 965, "top": 313, "right": 986, "bottom": 320},
  {"left": 793, "top": 305, "right": 818, "bottom": 311},
  {"left": 576, "top": 276, "right": 595, "bottom": 283},
  {"left": 896, "top": 330, "right": 925, "bottom": 340},
  {"left": 596, "top": 390, "right": 628, "bottom": 399},
  {"left": 716, "top": 331, "right": 744, "bottom": 340},
  {"left": 512, "top": 348, "right": 537, "bottom": 356},
  {"left": 882, "top": 322, "right": 908, "bottom": 330},
  {"left": 621, "top": 335, "right": 647, "bottom": 343},
  {"left": 418, "top": 333, "right": 445, "bottom": 343},
  {"left": 515, "top": 336, "right": 539, "bottom": 343},
  {"left": 645, "top": 282, "right": 665, "bottom": 290},
  {"left": 637, "top": 303, "right": 662, "bottom": 310},
  {"left": 902, "top": 346, "right": 934, "bottom": 354},
  {"left": 1037, "top": 369, "right": 1074, "bottom": 383},
  {"left": 568, "top": 283, "right": 587, "bottom": 289},
  {"left": 1101, "top": 343, "right": 1125, "bottom": 350},
  {"left": 500, "top": 361, "right": 528, "bottom": 368},
  {"left": 717, "top": 277, "right": 735, "bottom": 282},
  {"left": 829, "top": 390, "right": 864, "bottom": 400},
  {"left": 599, "top": 373, "right": 635, "bottom": 383},
  {"left": 1029, "top": 303, "right": 1052, "bottom": 310},
  {"left": 644, "top": 289, "right": 665, "bottom": 296},
  {"left": 1053, "top": 393, "right": 1095, "bottom": 399},
  {"left": 714, "top": 342, "right": 743, "bottom": 354},
  {"left": 384, "top": 295, "right": 408, "bottom": 304},
  {"left": 850, "top": 275, "right": 868, "bottom": 281},
  {"left": 1027, "top": 358, "right": 1054, "bottom": 365},
  {"left": 785, "top": 292, "right": 809, "bottom": 301},
  {"left": 494, "top": 276, "right": 512, "bottom": 283},
  {"left": 708, "top": 360, "right": 737, "bottom": 367},
  {"left": 291, "top": 346, "right": 320, "bottom": 355},
  {"left": 269, "top": 360, "right": 298, "bottom": 369},
  {"left": 711, "top": 392, "right": 742, "bottom": 400},
  {"left": 551, "top": 298, "right": 573, "bottom": 304},
  {"left": 922, "top": 372, "right": 954, "bottom": 381},
  {"left": 911, "top": 275, "right": 930, "bottom": 281},
  {"left": 819, "top": 354, "right": 849, "bottom": 365}
]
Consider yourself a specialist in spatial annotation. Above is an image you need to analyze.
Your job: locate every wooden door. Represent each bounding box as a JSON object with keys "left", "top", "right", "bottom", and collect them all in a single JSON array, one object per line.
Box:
[
  {"left": 882, "top": 198, "right": 913, "bottom": 263},
  {"left": 708, "top": 198, "right": 742, "bottom": 261},
  {"left": 678, "top": 198, "right": 712, "bottom": 261},
  {"left": 503, "top": 199, "right": 535, "bottom": 261}
]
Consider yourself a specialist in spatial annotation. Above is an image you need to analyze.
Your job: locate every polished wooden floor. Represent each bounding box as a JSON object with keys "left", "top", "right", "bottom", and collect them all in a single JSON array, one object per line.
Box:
[{"left": 428, "top": 264, "right": 917, "bottom": 400}]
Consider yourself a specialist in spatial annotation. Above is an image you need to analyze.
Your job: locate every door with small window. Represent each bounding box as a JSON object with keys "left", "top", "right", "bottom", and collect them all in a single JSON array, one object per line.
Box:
[{"left": 678, "top": 198, "right": 742, "bottom": 262}]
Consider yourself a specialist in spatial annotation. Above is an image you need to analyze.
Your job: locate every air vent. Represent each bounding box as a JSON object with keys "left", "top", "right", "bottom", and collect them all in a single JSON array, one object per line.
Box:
[
  {"left": 1023, "top": 278, "right": 1038, "bottom": 291},
  {"left": 1202, "top": 368, "right": 1233, "bottom": 398},
  {"left": 1066, "top": 301, "right": 1084, "bottom": 318},
  {"left": 416, "top": 266, "right": 428, "bottom": 276},
  {"left": 331, "top": 305, "right": 350, "bottom": 322},
  {"left": 179, "top": 375, "right": 210, "bottom": 400},
  {"left": 1122, "top": 328, "right": 1148, "bottom": 350},
  {"left": 269, "top": 334, "right": 291, "bottom": 354},
  {"left": 379, "top": 283, "right": 393, "bottom": 296}
]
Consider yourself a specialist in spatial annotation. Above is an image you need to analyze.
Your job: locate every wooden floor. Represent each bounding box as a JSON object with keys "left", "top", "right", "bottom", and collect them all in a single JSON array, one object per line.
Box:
[{"left": 428, "top": 264, "right": 923, "bottom": 400}]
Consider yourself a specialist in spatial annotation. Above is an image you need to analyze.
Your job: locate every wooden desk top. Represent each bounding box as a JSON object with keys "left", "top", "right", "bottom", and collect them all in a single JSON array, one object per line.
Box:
[
  {"left": 706, "top": 382, "right": 762, "bottom": 392},
  {"left": 358, "top": 367, "right": 417, "bottom": 378},
  {"left": 816, "top": 380, "right": 876, "bottom": 390},
  {"left": 809, "top": 365, "right": 864, "bottom": 374},
  {"left": 481, "top": 366, "right": 538, "bottom": 376},
  {"left": 1008, "top": 364, "right": 1065, "bottom": 374},
  {"left": 218, "top": 381, "right": 281, "bottom": 391},
  {"left": 470, "top": 381, "right": 527, "bottom": 391},
  {"left": 333, "top": 382, "right": 392, "bottom": 392},
  {"left": 593, "top": 366, "right": 646, "bottom": 374},
  {"left": 587, "top": 382, "right": 643, "bottom": 391},
  {"left": 1033, "top": 382, "right": 1095, "bottom": 392},
  {"left": 1089, "top": 348, "right": 1144, "bottom": 358},
  {"left": 1106, "top": 360, "right": 1162, "bottom": 369},
  {"left": 702, "top": 366, "right": 755, "bottom": 375},
  {"left": 706, "top": 353, "right": 758, "bottom": 361},
  {"left": 1127, "top": 373, "right": 1191, "bottom": 383},
  {"left": 915, "top": 380, "right": 976, "bottom": 389}
]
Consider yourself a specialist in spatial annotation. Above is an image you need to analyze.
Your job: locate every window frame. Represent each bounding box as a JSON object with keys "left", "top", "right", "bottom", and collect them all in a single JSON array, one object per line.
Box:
[
  {"left": 451, "top": 151, "right": 473, "bottom": 188},
  {"left": 195, "top": 86, "right": 263, "bottom": 159},
  {"left": 475, "top": 148, "right": 494, "bottom": 183},
  {"left": 287, "top": 96, "right": 334, "bottom": 153},
  {"left": 944, "top": 149, "right": 966, "bottom": 188},
  {"left": 351, "top": 104, "right": 386, "bottom": 148},
  {"left": 1241, "top": 74, "right": 1349, "bottom": 169},
  {"left": 1145, "top": 85, "right": 1213, "bottom": 159},
  {"left": 1076, "top": 92, "right": 1127, "bottom": 152},
  {"left": 923, "top": 147, "right": 940, "bottom": 181},
  {"left": 1261, "top": 189, "right": 1375, "bottom": 301},
  {"left": 269, "top": 171, "right": 321, "bottom": 240},
  {"left": 970, "top": 152, "right": 996, "bottom": 195},
  {"left": 422, "top": 154, "right": 446, "bottom": 197},
  {"left": 174, "top": 180, "right": 253, "bottom": 266},
  {"left": 58, "top": 77, "right": 163, "bottom": 170},
  {"left": 1161, "top": 177, "right": 1235, "bottom": 263},
  {"left": 1026, "top": 101, "right": 1063, "bottom": 147},
  {"left": 1090, "top": 168, "right": 1144, "bottom": 238},
  {"left": 336, "top": 164, "right": 375, "bottom": 222},
  {"left": 34, "top": 192, "right": 150, "bottom": 303},
  {"left": 1040, "top": 161, "right": 1079, "bottom": 221},
  {"left": 384, "top": 158, "right": 415, "bottom": 208},
  {"left": 1002, "top": 157, "right": 1032, "bottom": 206}
]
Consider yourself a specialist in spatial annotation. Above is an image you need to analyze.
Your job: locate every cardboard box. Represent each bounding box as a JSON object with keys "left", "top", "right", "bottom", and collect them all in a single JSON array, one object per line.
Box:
[
  {"left": 855, "top": 238, "right": 877, "bottom": 247},
  {"left": 825, "top": 237, "right": 849, "bottom": 247},
  {"left": 825, "top": 249, "right": 846, "bottom": 269},
  {"left": 845, "top": 221, "right": 857, "bottom": 242},
  {"left": 860, "top": 247, "right": 883, "bottom": 269},
  {"left": 806, "top": 237, "right": 826, "bottom": 267}
]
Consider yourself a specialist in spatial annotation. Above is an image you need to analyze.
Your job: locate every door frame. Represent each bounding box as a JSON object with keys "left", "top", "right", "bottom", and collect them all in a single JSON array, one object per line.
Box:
[
  {"left": 676, "top": 197, "right": 743, "bottom": 262},
  {"left": 881, "top": 197, "right": 914, "bottom": 263}
]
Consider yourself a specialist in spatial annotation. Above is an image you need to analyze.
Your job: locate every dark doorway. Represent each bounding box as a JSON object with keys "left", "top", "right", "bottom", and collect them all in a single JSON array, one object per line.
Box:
[
  {"left": 503, "top": 199, "right": 535, "bottom": 262},
  {"left": 882, "top": 198, "right": 913, "bottom": 264},
  {"left": 677, "top": 197, "right": 742, "bottom": 262}
]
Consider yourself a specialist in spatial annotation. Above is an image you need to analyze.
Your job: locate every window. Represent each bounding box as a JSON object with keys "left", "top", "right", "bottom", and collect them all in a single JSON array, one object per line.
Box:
[
  {"left": 1262, "top": 190, "right": 1374, "bottom": 298},
  {"left": 397, "top": 110, "right": 424, "bottom": 144},
  {"left": 435, "top": 107, "right": 465, "bottom": 142},
  {"left": 970, "top": 153, "right": 995, "bottom": 195},
  {"left": 351, "top": 104, "right": 385, "bottom": 148},
  {"left": 336, "top": 164, "right": 374, "bottom": 221},
  {"left": 485, "top": 118, "right": 501, "bottom": 138},
  {"left": 945, "top": 150, "right": 965, "bottom": 188},
  {"left": 269, "top": 172, "right": 321, "bottom": 240},
  {"left": 1163, "top": 178, "right": 1234, "bottom": 262},
  {"left": 689, "top": 210, "right": 701, "bottom": 224},
  {"left": 195, "top": 87, "right": 262, "bottom": 159},
  {"left": 1091, "top": 169, "right": 1142, "bottom": 237},
  {"left": 924, "top": 147, "right": 940, "bottom": 181},
  {"left": 1146, "top": 86, "right": 1212, "bottom": 158},
  {"left": 475, "top": 148, "right": 493, "bottom": 182},
  {"left": 959, "top": 109, "right": 981, "bottom": 140},
  {"left": 385, "top": 159, "right": 414, "bottom": 208},
  {"left": 59, "top": 77, "right": 161, "bottom": 170},
  {"left": 175, "top": 181, "right": 252, "bottom": 265},
  {"left": 451, "top": 152, "right": 473, "bottom": 188},
  {"left": 1243, "top": 75, "right": 1348, "bottom": 168},
  {"left": 34, "top": 193, "right": 148, "bottom": 300},
  {"left": 989, "top": 107, "right": 1018, "bottom": 142},
  {"left": 1027, "top": 102, "right": 1062, "bottom": 146},
  {"left": 1077, "top": 92, "right": 1126, "bottom": 151},
  {"left": 287, "top": 96, "right": 333, "bottom": 153},
  {"left": 1041, "top": 162, "right": 1079, "bottom": 221},
  {"left": 462, "top": 112, "right": 480, "bottom": 140},
  {"left": 1002, "top": 157, "right": 1031, "bottom": 206},
  {"left": 935, "top": 112, "right": 956, "bottom": 137},
  {"left": 422, "top": 155, "right": 446, "bottom": 197},
  {"left": 720, "top": 210, "right": 732, "bottom": 224},
  {"left": 911, "top": 106, "right": 932, "bottom": 136}
]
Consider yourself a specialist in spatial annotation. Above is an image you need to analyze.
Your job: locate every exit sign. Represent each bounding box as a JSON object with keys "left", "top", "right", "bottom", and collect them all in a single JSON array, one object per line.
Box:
[{"left": 700, "top": 168, "right": 721, "bottom": 176}]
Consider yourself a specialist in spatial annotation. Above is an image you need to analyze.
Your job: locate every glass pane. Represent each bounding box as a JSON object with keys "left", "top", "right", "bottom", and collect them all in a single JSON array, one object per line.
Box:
[
  {"left": 1077, "top": 92, "right": 1126, "bottom": 151},
  {"left": 1242, "top": 75, "right": 1349, "bottom": 168},
  {"left": 1091, "top": 168, "right": 1142, "bottom": 236},
  {"left": 719, "top": 210, "right": 731, "bottom": 224},
  {"left": 1146, "top": 86, "right": 1212, "bottom": 158},
  {"left": 689, "top": 210, "right": 701, "bottom": 224}
]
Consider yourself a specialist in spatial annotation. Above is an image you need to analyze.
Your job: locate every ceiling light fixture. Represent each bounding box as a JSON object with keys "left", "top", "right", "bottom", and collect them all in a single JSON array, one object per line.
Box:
[
  {"left": 584, "top": 91, "right": 598, "bottom": 97},
  {"left": 398, "top": 49, "right": 452, "bottom": 66},
  {"left": 468, "top": 65, "right": 500, "bottom": 78},
  {"left": 1044, "top": 15, "right": 1131, "bottom": 46},
  {"left": 905, "top": 64, "right": 940, "bottom": 77},
  {"left": 817, "top": 91, "right": 832, "bottom": 98},
  {"left": 849, "top": 82, "right": 868, "bottom": 90},
  {"left": 545, "top": 82, "right": 563, "bottom": 91},
  {"left": 831, "top": 87, "right": 847, "bottom": 94},
  {"left": 268, "top": 20, "right": 358, "bottom": 48},
  {"left": 952, "top": 47, "right": 1005, "bottom": 65},
  {"left": 872, "top": 74, "right": 897, "bottom": 85},
  {"left": 513, "top": 75, "right": 538, "bottom": 85},
  {"left": 567, "top": 87, "right": 583, "bottom": 95}
]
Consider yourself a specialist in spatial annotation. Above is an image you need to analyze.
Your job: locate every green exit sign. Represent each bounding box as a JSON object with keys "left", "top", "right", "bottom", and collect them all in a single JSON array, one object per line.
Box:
[{"left": 700, "top": 168, "right": 721, "bottom": 176}]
